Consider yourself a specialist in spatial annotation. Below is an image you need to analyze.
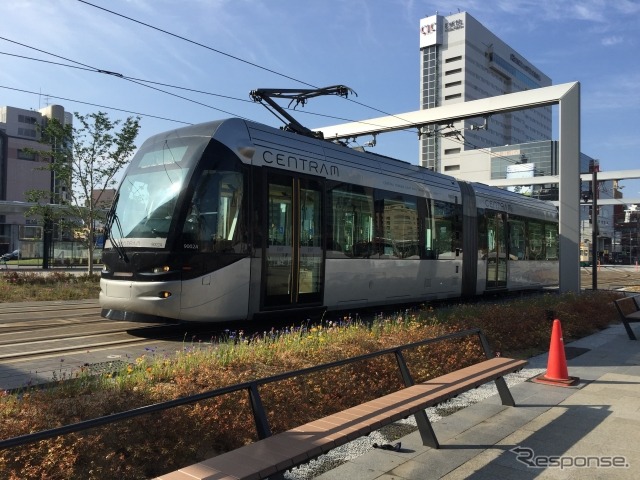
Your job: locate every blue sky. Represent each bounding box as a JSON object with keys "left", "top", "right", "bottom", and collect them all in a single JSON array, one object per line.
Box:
[{"left": 1, "top": 0, "right": 639, "bottom": 196}]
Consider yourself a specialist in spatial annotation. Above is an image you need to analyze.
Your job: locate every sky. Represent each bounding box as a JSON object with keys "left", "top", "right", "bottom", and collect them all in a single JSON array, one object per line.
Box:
[{"left": 1, "top": 0, "right": 639, "bottom": 198}]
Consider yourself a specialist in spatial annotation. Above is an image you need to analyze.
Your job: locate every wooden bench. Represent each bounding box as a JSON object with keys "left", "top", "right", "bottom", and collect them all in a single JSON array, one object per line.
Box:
[
  {"left": 156, "top": 330, "right": 527, "bottom": 480},
  {"left": 614, "top": 295, "right": 640, "bottom": 340}
]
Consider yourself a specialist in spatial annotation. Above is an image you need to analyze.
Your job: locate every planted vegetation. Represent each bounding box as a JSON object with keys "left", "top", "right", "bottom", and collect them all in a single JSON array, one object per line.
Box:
[
  {"left": 0, "top": 271, "right": 101, "bottom": 302},
  {"left": 0, "top": 288, "right": 622, "bottom": 479}
]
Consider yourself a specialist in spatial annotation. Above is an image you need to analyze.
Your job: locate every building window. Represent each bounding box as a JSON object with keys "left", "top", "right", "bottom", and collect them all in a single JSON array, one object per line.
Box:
[
  {"left": 17, "top": 149, "right": 37, "bottom": 161},
  {"left": 444, "top": 165, "right": 460, "bottom": 171},
  {"left": 445, "top": 56, "right": 462, "bottom": 63},
  {"left": 18, "top": 114, "right": 37, "bottom": 125},
  {"left": 19, "top": 225, "right": 43, "bottom": 240},
  {"left": 445, "top": 81, "right": 462, "bottom": 88},
  {"left": 444, "top": 148, "right": 461, "bottom": 155},
  {"left": 445, "top": 93, "right": 462, "bottom": 100},
  {"left": 18, "top": 128, "right": 37, "bottom": 138},
  {"left": 445, "top": 68, "right": 462, "bottom": 76}
]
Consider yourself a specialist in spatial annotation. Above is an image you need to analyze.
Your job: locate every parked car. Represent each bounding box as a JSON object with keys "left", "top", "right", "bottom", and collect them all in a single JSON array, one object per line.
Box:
[{"left": 0, "top": 250, "right": 20, "bottom": 261}]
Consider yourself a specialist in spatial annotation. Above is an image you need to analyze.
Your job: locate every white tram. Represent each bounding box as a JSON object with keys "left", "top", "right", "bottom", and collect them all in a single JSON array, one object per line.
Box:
[{"left": 100, "top": 119, "right": 559, "bottom": 322}]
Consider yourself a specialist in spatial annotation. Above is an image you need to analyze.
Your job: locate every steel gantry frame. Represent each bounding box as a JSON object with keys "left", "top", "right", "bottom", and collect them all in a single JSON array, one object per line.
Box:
[{"left": 316, "top": 82, "right": 581, "bottom": 292}]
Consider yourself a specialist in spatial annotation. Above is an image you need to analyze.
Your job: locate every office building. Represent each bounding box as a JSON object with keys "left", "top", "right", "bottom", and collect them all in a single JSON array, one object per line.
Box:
[
  {"left": 0, "top": 104, "right": 72, "bottom": 254},
  {"left": 419, "top": 12, "right": 552, "bottom": 172}
]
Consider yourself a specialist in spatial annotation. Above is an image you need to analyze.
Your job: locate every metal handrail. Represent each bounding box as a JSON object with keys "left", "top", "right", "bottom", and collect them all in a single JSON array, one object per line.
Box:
[{"left": 0, "top": 327, "right": 492, "bottom": 450}]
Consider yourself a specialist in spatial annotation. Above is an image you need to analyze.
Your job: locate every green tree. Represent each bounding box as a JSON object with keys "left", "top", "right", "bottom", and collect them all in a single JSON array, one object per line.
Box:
[{"left": 26, "top": 111, "right": 140, "bottom": 274}]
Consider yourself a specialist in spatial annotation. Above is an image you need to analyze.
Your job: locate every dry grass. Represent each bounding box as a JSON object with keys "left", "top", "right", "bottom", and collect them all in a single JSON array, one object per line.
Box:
[
  {"left": 0, "top": 271, "right": 100, "bottom": 302},
  {"left": 0, "top": 290, "right": 622, "bottom": 479}
]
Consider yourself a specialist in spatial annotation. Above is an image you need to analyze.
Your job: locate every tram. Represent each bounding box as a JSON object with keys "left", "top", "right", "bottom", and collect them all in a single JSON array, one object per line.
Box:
[
  {"left": 580, "top": 242, "right": 592, "bottom": 267},
  {"left": 100, "top": 118, "right": 559, "bottom": 322}
]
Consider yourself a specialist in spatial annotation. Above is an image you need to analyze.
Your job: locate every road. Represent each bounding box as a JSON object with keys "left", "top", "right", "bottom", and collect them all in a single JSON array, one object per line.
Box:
[{"left": 581, "top": 264, "right": 640, "bottom": 291}]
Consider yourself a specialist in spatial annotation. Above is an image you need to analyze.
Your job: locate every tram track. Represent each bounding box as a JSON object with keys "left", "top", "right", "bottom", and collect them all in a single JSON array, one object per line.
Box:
[
  {"left": 1, "top": 267, "right": 638, "bottom": 391},
  {"left": 0, "top": 322, "right": 176, "bottom": 362},
  {"left": 581, "top": 266, "right": 640, "bottom": 291},
  {"left": 0, "top": 300, "right": 182, "bottom": 365}
]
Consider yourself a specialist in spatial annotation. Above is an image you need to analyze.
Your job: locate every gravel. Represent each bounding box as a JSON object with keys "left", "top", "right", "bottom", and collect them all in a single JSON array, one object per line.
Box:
[{"left": 284, "top": 367, "right": 546, "bottom": 479}]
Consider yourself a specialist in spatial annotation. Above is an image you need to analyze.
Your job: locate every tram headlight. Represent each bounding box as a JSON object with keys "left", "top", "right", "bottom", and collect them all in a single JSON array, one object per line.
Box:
[
  {"left": 153, "top": 266, "right": 171, "bottom": 273},
  {"left": 159, "top": 291, "right": 172, "bottom": 299}
]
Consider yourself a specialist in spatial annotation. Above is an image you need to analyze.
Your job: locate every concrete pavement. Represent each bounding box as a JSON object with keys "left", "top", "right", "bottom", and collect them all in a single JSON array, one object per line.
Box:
[{"left": 314, "top": 323, "right": 640, "bottom": 479}]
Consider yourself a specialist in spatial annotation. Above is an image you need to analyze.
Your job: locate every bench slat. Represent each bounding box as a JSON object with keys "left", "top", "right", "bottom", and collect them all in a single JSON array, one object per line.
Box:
[
  {"left": 156, "top": 464, "right": 239, "bottom": 480},
  {"left": 165, "top": 356, "right": 526, "bottom": 480}
]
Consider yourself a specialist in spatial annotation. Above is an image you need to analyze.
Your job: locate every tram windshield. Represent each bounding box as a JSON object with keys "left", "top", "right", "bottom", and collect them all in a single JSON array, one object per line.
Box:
[{"left": 107, "top": 134, "right": 207, "bottom": 248}]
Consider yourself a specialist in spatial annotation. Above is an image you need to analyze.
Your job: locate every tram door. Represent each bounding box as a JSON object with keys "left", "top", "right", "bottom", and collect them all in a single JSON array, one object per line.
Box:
[
  {"left": 486, "top": 212, "right": 508, "bottom": 288},
  {"left": 264, "top": 172, "right": 324, "bottom": 308}
]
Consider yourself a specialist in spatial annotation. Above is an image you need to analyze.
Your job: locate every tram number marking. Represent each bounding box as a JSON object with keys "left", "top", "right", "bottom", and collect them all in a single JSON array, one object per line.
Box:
[{"left": 183, "top": 243, "right": 199, "bottom": 250}]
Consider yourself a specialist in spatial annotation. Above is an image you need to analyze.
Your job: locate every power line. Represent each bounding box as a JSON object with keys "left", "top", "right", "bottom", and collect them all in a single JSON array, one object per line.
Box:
[
  {"left": 74, "top": 0, "right": 422, "bottom": 133},
  {"left": 0, "top": 85, "right": 192, "bottom": 125},
  {"left": 76, "top": 0, "right": 317, "bottom": 88},
  {"left": 0, "top": 36, "right": 247, "bottom": 119},
  {"left": 0, "top": 50, "right": 253, "bottom": 104},
  {"left": 1, "top": 28, "right": 545, "bottom": 171},
  {"left": 0, "top": 43, "right": 414, "bottom": 132},
  {"left": 2, "top": 82, "right": 554, "bottom": 187}
]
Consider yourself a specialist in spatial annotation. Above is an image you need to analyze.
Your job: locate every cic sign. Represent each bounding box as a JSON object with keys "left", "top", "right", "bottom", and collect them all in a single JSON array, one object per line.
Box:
[{"left": 420, "top": 15, "right": 443, "bottom": 47}]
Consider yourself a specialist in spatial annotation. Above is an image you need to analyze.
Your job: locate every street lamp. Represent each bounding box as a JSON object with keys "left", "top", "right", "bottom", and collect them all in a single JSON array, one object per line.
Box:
[{"left": 591, "top": 164, "right": 599, "bottom": 290}]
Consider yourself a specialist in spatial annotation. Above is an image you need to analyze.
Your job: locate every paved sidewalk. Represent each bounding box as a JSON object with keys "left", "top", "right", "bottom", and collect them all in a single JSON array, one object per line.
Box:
[{"left": 315, "top": 323, "right": 640, "bottom": 479}]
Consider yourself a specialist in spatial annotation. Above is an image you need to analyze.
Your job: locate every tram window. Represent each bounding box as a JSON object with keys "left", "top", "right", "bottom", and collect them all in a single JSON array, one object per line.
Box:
[
  {"left": 476, "top": 208, "right": 488, "bottom": 260},
  {"left": 328, "top": 184, "right": 374, "bottom": 258},
  {"left": 545, "top": 223, "right": 559, "bottom": 260},
  {"left": 182, "top": 171, "right": 244, "bottom": 253},
  {"left": 509, "top": 217, "right": 526, "bottom": 260},
  {"left": 300, "top": 187, "right": 321, "bottom": 248},
  {"left": 374, "top": 191, "right": 419, "bottom": 259},
  {"left": 432, "top": 200, "right": 462, "bottom": 259},
  {"left": 138, "top": 145, "right": 189, "bottom": 168},
  {"left": 117, "top": 168, "right": 185, "bottom": 239},
  {"left": 528, "top": 221, "right": 545, "bottom": 260}
]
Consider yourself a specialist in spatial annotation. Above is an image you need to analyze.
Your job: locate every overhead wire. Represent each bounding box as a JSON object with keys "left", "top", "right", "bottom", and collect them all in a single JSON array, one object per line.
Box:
[
  {"left": 0, "top": 85, "right": 192, "bottom": 125},
  {"left": 432, "top": 122, "right": 557, "bottom": 178},
  {"left": 3, "top": 5, "right": 428, "bottom": 139},
  {"left": 76, "top": 0, "right": 318, "bottom": 89},
  {"left": 75, "top": 0, "right": 424, "bottom": 135},
  {"left": 0, "top": 48, "right": 391, "bottom": 130},
  {"left": 0, "top": 41, "right": 414, "bottom": 135},
  {"left": 2, "top": 42, "right": 549, "bottom": 176},
  {"left": 3, "top": 11, "right": 553, "bottom": 178},
  {"left": 0, "top": 36, "right": 245, "bottom": 119}
]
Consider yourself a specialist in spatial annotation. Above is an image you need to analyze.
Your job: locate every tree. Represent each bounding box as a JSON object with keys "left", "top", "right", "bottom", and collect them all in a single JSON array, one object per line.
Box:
[{"left": 26, "top": 111, "right": 141, "bottom": 274}]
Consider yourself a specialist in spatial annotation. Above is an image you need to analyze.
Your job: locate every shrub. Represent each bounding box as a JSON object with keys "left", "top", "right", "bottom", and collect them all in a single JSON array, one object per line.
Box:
[
  {"left": 0, "top": 271, "right": 100, "bottom": 302},
  {"left": 0, "top": 290, "right": 622, "bottom": 479}
]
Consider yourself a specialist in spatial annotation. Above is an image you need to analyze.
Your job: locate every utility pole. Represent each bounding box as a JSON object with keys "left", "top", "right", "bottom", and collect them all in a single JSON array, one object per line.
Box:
[{"left": 591, "top": 164, "right": 599, "bottom": 290}]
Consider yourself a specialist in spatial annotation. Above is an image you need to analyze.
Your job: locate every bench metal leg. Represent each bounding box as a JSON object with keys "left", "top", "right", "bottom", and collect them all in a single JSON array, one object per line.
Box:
[
  {"left": 415, "top": 409, "right": 440, "bottom": 449},
  {"left": 266, "top": 473, "right": 286, "bottom": 480},
  {"left": 494, "top": 376, "right": 516, "bottom": 407},
  {"left": 395, "top": 351, "right": 440, "bottom": 448},
  {"left": 621, "top": 319, "right": 638, "bottom": 340}
]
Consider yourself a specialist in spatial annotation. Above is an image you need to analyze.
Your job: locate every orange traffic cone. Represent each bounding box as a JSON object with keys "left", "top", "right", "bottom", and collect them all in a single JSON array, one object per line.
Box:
[{"left": 533, "top": 319, "right": 579, "bottom": 387}]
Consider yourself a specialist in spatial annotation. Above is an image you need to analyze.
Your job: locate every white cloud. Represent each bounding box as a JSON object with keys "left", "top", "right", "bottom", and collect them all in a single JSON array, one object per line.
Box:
[
  {"left": 585, "top": 74, "right": 640, "bottom": 111},
  {"left": 601, "top": 36, "right": 624, "bottom": 46}
]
